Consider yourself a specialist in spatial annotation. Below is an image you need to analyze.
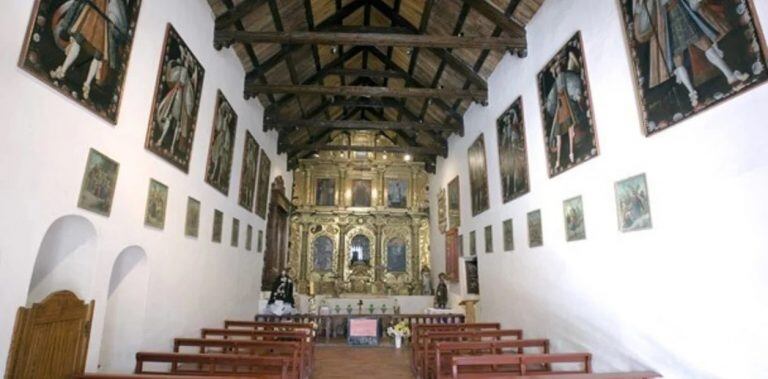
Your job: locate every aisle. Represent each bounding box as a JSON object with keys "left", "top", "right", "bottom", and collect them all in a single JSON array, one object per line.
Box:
[{"left": 312, "top": 345, "right": 414, "bottom": 378}]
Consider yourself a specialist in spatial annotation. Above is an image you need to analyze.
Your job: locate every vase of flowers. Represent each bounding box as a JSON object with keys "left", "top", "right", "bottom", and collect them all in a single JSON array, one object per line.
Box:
[{"left": 386, "top": 321, "right": 411, "bottom": 349}]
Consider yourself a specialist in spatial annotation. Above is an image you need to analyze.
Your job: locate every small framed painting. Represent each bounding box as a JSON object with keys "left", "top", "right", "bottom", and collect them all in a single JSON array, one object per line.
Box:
[
  {"left": 503, "top": 219, "right": 514, "bottom": 252},
  {"left": 77, "top": 148, "right": 119, "bottom": 217},
  {"left": 212, "top": 209, "right": 223, "bottom": 243},
  {"left": 245, "top": 224, "right": 253, "bottom": 251},
  {"left": 386, "top": 178, "right": 408, "bottom": 209},
  {"left": 615, "top": 173, "right": 653, "bottom": 232},
  {"left": 351, "top": 179, "right": 372, "bottom": 207},
  {"left": 484, "top": 225, "right": 493, "bottom": 253},
  {"left": 185, "top": 197, "right": 200, "bottom": 238},
  {"left": 527, "top": 210, "right": 543, "bottom": 248},
  {"left": 315, "top": 178, "right": 336, "bottom": 207},
  {"left": 469, "top": 230, "right": 477, "bottom": 256},
  {"left": 144, "top": 179, "right": 168, "bottom": 229},
  {"left": 231, "top": 218, "right": 239, "bottom": 247},
  {"left": 563, "top": 195, "right": 586, "bottom": 241},
  {"left": 257, "top": 230, "right": 264, "bottom": 252},
  {"left": 465, "top": 258, "right": 479, "bottom": 295}
]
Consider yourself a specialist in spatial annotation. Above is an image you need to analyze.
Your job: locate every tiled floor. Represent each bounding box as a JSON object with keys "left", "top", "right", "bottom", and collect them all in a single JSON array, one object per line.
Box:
[{"left": 313, "top": 345, "right": 414, "bottom": 378}]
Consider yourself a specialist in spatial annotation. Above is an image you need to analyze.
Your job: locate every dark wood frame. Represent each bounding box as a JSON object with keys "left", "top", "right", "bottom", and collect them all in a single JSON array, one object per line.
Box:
[
  {"left": 496, "top": 96, "right": 530, "bottom": 203},
  {"left": 467, "top": 134, "right": 490, "bottom": 216},
  {"left": 204, "top": 90, "right": 238, "bottom": 195}
]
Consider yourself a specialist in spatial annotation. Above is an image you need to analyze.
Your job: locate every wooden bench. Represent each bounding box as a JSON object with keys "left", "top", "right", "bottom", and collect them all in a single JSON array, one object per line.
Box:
[
  {"left": 77, "top": 375, "right": 265, "bottom": 379},
  {"left": 173, "top": 338, "right": 304, "bottom": 379},
  {"left": 421, "top": 330, "right": 524, "bottom": 378},
  {"left": 133, "top": 352, "right": 289, "bottom": 378},
  {"left": 224, "top": 321, "right": 315, "bottom": 332},
  {"left": 412, "top": 323, "right": 502, "bottom": 374},
  {"left": 450, "top": 353, "right": 591, "bottom": 378},
  {"left": 199, "top": 329, "right": 313, "bottom": 374},
  {"left": 433, "top": 339, "right": 550, "bottom": 379}
]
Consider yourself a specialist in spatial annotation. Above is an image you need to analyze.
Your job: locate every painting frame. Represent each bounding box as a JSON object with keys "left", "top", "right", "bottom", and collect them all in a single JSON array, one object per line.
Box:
[
  {"left": 254, "top": 150, "right": 271, "bottom": 218},
  {"left": 18, "top": 0, "right": 144, "bottom": 124},
  {"left": 245, "top": 224, "right": 253, "bottom": 251},
  {"left": 77, "top": 148, "right": 120, "bottom": 217},
  {"left": 503, "top": 219, "right": 514, "bottom": 252},
  {"left": 212, "top": 209, "right": 223, "bottom": 243},
  {"left": 351, "top": 179, "right": 372, "bottom": 208},
  {"left": 536, "top": 32, "right": 600, "bottom": 177},
  {"left": 484, "top": 225, "right": 493, "bottom": 253},
  {"left": 143, "top": 178, "right": 168, "bottom": 230},
  {"left": 469, "top": 230, "right": 477, "bottom": 256},
  {"left": 497, "top": 97, "right": 531, "bottom": 203},
  {"left": 468, "top": 134, "right": 490, "bottom": 216},
  {"left": 185, "top": 196, "right": 200, "bottom": 238},
  {"left": 447, "top": 176, "right": 461, "bottom": 228},
  {"left": 386, "top": 178, "right": 409, "bottom": 209},
  {"left": 204, "top": 90, "right": 238, "bottom": 195},
  {"left": 563, "top": 195, "right": 586, "bottom": 242},
  {"left": 257, "top": 230, "right": 263, "bottom": 253},
  {"left": 527, "top": 209, "right": 543, "bottom": 248},
  {"left": 231, "top": 217, "right": 239, "bottom": 247},
  {"left": 315, "top": 177, "right": 336, "bottom": 207},
  {"left": 465, "top": 258, "right": 479, "bottom": 295},
  {"left": 238, "top": 131, "right": 260, "bottom": 211},
  {"left": 614, "top": 173, "right": 653, "bottom": 233},
  {"left": 145, "top": 24, "right": 205, "bottom": 172},
  {"left": 617, "top": 0, "right": 768, "bottom": 136}
]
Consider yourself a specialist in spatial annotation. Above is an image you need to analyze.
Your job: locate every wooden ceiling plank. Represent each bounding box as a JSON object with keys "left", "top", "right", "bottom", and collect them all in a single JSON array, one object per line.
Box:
[
  {"left": 267, "top": 0, "right": 306, "bottom": 117},
  {"left": 246, "top": 84, "right": 487, "bottom": 101},
  {"left": 215, "top": 0, "right": 269, "bottom": 30},
  {"left": 460, "top": 0, "right": 526, "bottom": 38}
]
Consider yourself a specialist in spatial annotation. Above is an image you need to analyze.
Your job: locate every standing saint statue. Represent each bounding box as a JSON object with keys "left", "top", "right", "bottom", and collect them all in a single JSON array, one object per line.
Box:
[
  {"left": 434, "top": 273, "right": 448, "bottom": 309},
  {"left": 266, "top": 269, "right": 295, "bottom": 315}
]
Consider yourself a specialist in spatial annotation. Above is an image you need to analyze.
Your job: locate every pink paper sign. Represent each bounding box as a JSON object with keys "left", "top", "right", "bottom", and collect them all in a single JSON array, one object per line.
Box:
[{"left": 349, "top": 318, "right": 378, "bottom": 337}]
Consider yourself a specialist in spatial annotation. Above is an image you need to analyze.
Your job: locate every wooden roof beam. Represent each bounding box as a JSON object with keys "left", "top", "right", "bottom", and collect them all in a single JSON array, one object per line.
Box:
[
  {"left": 459, "top": 0, "right": 526, "bottom": 38},
  {"left": 215, "top": 30, "right": 526, "bottom": 50},
  {"left": 215, "top": 0, "right": 268, "bottom": 30},
  {"left": 246, "top": 84, "right": 486, "bottom": 101},
  {"left": 301, "top": 144, "right": 441, "bottom": 155},
  {"left": 266, "top": 118, "right": 461, "bottom": 133}
]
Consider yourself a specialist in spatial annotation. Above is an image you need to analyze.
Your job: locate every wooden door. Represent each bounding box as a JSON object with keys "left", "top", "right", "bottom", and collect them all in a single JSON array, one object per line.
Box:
[{"left": 5, "top": 290, "right": 94, "bottom": 379}]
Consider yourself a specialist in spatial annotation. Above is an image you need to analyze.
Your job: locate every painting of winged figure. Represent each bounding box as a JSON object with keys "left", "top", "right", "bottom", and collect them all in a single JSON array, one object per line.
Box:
[
  {"left": 19, "top": 0, "right": 143, "bottom": 123},
  {"left": 146, "top": 24, "right": 205, "bottom": 172},
  {"left": 497, "top": 97, "right": 530, "bottom": 203},
  {"left": 205, "top": 91, "right": 238, "bottom": 195},
  {"left": 538, "top": 32, "right": 599, "bottom": 177},
  {"left": 619, "top": 0, "right": 768, "bottom": 134}
]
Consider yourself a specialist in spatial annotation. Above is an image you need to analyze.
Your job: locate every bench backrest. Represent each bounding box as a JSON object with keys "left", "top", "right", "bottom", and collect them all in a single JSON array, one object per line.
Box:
[
  {"left": 173, "top": 338, "right": 302, "bottom": 377},
  {"left": 224, "top": 321, "right": 314, "bottom": 330},
  {"left": 134, "top": 352, "right": 289, "bottom": 378},
  {"left": 434, "top": 339, "right": 550, "bottom": 377},
  {"left": 411, "top": 323, "right": 501, "bottom": 372},
  {"left": 450, "top": 353, "right": 592, "bottom": 378}
]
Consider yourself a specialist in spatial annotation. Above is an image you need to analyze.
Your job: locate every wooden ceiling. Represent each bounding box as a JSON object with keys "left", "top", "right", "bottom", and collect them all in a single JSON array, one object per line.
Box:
[{"left": 206, "top": 0, "right": 544, "bottom": 171}]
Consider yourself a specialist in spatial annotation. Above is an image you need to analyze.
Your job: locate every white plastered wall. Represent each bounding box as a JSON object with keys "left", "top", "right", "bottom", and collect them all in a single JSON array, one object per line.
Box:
[
  {"left": 429, "top": 1, "right": 768, "bottom": 378},
  {"left": 0, "top": 0, "right": 291, "bottom": 373}
]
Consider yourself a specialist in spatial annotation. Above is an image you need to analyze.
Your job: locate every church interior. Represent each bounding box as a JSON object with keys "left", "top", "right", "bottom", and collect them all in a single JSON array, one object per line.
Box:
[{"left": 2, "top": 0, "right": 767, "bottom": 378}]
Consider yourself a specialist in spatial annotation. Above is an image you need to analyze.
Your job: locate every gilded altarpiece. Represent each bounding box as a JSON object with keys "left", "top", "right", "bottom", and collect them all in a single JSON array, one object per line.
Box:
[{"left": 288, "top": 144, "right": 431, "bottom": 296}]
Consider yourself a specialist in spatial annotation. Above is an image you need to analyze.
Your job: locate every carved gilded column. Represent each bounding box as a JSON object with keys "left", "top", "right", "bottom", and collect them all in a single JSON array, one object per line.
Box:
[{"left": 411, "top": 216, "right": 421, "bottom": 285}]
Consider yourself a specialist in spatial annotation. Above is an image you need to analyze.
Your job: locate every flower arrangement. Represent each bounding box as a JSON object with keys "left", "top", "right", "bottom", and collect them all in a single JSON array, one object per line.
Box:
[{"left": 387, "top": 320, "right": 411, "bottom": 348}]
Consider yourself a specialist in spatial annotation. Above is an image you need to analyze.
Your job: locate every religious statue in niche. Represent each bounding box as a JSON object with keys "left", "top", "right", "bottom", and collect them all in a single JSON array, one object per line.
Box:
[
  {"left": 538, "top": 32, "right": 599, "bottom": 177},
  {"left": 312, "top": 236, "right": 334, "bottom": 272},
  {"left": 146, "top": 25, "right": 205, "bottom": 172},
  {"left": 19, "top": 0, "right": 143, "bottom": 123},
  {"left": 387, "top": 179, "right": 408, "bottom": 208},
  {"left": 349, "top": 234, "right": 371, "bottom": 266},
  {"left": 467, "top": 134, "right": 490, "bottom": 216},
  {"left": 266, "top": 269, "right": 295, "bottom": 316},
  {"left": 315, "top": 178, "right": 336, "bottom": 206},
  {"left": 434, "top": 273, "right": 448, "bottom": 309},
  {"left": 619, "top": 0, "right": 768, "bottom": 135},
  {"left": 351, "top": 179, "right": 372, "bottom": 207},
  {"left": 204, "top": 91, "right": 237, "bottom": 195},
  {"left": 386, "top": 238, "right": 407, "bottom": 272},
  {"left": 497, "top": 97, "right": 530, "bottom": 203}
]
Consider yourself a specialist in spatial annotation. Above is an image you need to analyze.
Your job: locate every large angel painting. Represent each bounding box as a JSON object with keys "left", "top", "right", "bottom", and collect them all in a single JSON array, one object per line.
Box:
[
  {"left": 497, "top": 97, "right": 530, "bottom": 203},
  {"left": 19, "top": 0, "right": 143, "bottom": 123},
  {"left": 146, "top": 24, "right": 205, "bottom": 172},
  {"left": 205, "top": 91, "right": 237, "bottom": 195},
  {"left": 619, "top": 0, "right": 768, "bottom": 134},
  {"left": 537, "top": 32, "right": 599, "bottom": 177}
]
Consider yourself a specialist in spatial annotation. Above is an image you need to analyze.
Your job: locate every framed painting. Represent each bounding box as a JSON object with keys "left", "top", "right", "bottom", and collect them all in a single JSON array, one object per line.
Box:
[
  {"left": 212, "top": 209, "right": 223, "bottom": 243},
  {"left": 315, "top": 178, "right": 336, "bottom": 206},
  {"left": 144, "top": 179, "right": 168, "bottom": 229},
  {"left": 145, "top": 24, "right": 205, "bottom": 172},
  {"left": 484, "top": 225, "right": 493, "bottom": 253},
  {"left": 254, "top": 150, "right": 271, "bottom": 218},
  {"left": 204, "top": 90, "right": 238, "bottom": 195},
  {"left": 312, "top": 236, "right": 334, "bottom": 272},
  {"left": 238, "top": 131, "right": 260, "bottom": 210},
  {"left": 386, "top": 178, "right": 408, "bottom": 209},
  {"left": 386, "top": 238, "right": 407, "bottom": 273},
  {"left": 465, "top": 258, "right": 479, "bottom": 295},
  {"left": 467, "top": 134, "right": 490, "bottom": 216},
  {"left": 615, "top": 173, "right": 653, "bottom": 232},
  {"left": 349, "top": 234, "right": 371, "bottom": 266},
  {"left": 437, "top": 188, "right": 447, "bottom": 234},
  {"left": 458, "top": 234, "right": 464, "bottom": 257},
  {"left": 445, "top": 228, "right": 459, "bottom": 281},
  {"left": 497, "top": 97, "right": 531, "bottom": 203},
  {"left": 351, "top": 179, "right": 372, "bottom": 207},
  {"left": 231, "top": 218, "right": 239, "bottom": 247},
  {"left": 448, "top": 176, "right": 461, "bottom": 228},
  {"left": 245, "top": 224, "right": 253, "bottom": 251},
  {"left": 257, "top": 230, "right": 263, "bottom": 252},
  {"left": 185, "top": 197, "right": 200, "bottom": 237},
  {"left": 537, "top": 32, "right": 599, "bottom": 177},
  {"left": 618, "top": 0, "right": 768, "bottom": 135},
  {"left": 19, "top": 0, "right": 143, "bottom": 124},
  {"left": 563, "top": 195, "right": 586, "bottom": 241},
  {"left": 503, "top": 219, "right": 514, "bottom": 252},
  {"left": 77, "top": 148, "right": 119, "bottom": 216},
  {"left": 469, "top": 230, "right": 477, "bottom": 256},
  {"left": 527, "top": 209, "right": 543, "bottom": 248}
]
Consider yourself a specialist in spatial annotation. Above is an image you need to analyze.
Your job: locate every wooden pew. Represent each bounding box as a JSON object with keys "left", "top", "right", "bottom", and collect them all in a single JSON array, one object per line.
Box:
[
  {"left": 77, "top": 375, "right": 263, "bottom": 379},
  {"left": 412, "top": 323, "right": 502, "bottom": 374},
  {"left": 450, "top": 353, "right": 591, "bottom": 378},
  {"left": 173, "top": 338, "right": 303, "bottom": 379},
  {"left": 433, "top": 339, "right": 550, "bottom": 379},
  {"left": 199, "top": 329, "right": 313, "bottom": 375},
  {"left": 421, "top": 330, "right": 524, "bottom": 378},
  {"left": 223, "top": 321, "right": 315, "bottom": 338},
  {"left": 134, "top": 352, "right": 289, "bottom": 378}
]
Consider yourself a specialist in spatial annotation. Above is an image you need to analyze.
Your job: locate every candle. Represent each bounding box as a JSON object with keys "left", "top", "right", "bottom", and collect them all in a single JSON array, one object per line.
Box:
[{"left": 309, "top": 281, "right": 315, "bottom": 295}]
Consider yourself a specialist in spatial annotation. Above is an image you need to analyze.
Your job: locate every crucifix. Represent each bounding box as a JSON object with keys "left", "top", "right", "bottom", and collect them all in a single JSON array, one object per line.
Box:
[{"left": 357, "top": 299, "right": 363, "bottom": 315}]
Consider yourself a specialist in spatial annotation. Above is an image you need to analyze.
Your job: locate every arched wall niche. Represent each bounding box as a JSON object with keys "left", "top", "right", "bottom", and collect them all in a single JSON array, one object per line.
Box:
[
  {"left": 98, "top": 246, "right": 149, "bottom": 373},
  {"left": 27, "top": 215, "right": 97, "bottom": 305}
]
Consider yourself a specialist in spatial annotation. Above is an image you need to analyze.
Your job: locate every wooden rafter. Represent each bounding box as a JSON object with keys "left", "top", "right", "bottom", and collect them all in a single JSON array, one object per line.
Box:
[
  {"left": 246, "top": 84, "right": 487, "bottom": 101},
  {"left": 460, "top": 0, "right": 526, "bottom": 38},
  {"left": 215, "top": 0, "right": 268, "bottom": 30},
  {"left": 214, "top": 30, "right": 526, "bottom": 50},
  {"left": 299, "top": 144, "right": 441, "bottom": 155},
  {"left": 265, "top": 118, "right": 461, "bottom": 133}
]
